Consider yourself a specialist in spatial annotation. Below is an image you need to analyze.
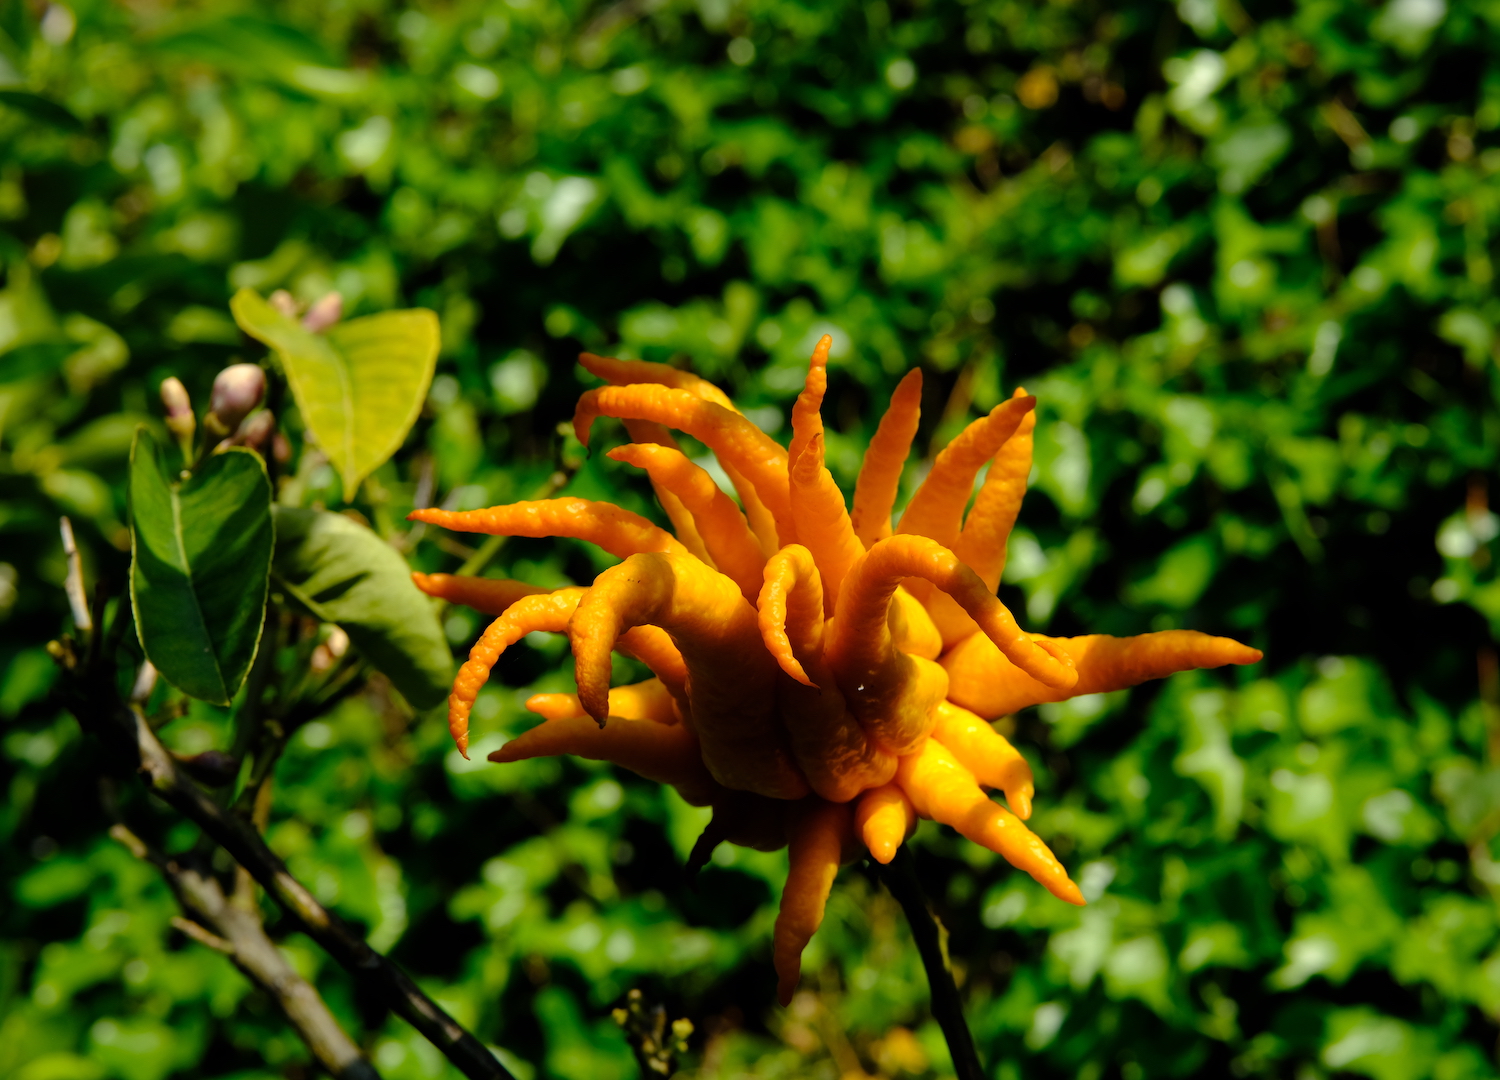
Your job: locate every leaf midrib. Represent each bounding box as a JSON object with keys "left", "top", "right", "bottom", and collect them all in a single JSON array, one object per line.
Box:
[
  {"left": 331, "top": 331, "right": 356, "bottom": 489},
  {"left": 169, "top": 478, "right": 227, "bottom": 702}
]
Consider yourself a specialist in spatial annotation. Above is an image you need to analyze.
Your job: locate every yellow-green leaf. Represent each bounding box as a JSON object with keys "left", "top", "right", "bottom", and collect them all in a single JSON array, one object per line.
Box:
[{"left": 229, "top": 288, "right": 439, "bottom": 499}]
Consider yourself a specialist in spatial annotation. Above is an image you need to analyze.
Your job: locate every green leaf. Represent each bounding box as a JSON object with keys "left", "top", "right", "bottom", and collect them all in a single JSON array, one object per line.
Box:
[
  {"left": 0, "top": 342, "right": 73, "bottom": 383},
  {"left": 0, "top": 91, "right": 84, "bottom": 131},
  {"left": 271, "top": 508, "right": 452, "bottom": 709},
  {"left": 129, "top": 430, "right": 272, "bottom": 706},
  {"left": 230, "top": 289, "right": 438, "bottom": 501}
]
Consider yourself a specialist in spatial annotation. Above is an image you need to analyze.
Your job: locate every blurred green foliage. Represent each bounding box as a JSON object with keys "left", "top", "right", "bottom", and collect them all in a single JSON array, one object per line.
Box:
[{"left": 5, "top": 0, "right": 1500, "bottom": 1077}]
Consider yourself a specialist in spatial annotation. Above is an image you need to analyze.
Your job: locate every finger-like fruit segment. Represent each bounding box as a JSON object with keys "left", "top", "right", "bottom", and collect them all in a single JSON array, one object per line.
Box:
[
  {"left": 850, "top": 369, "right": 922, "bottom": 548},
  {"left": 571, "top": 552, "right": 808, "bottom": 799},
  {"left": 931, "top": 700, "right": 1034, "bottom": 819},
  {"left": 897, "top": 740, "right": 1082, "bottom": 905},
  {"left": 409, "top": 498, "right": 690, "bottom": 561},
  {"left": 856, "top": 782, "right": 917, "bottom": 863},
  {"left": 411, "top": 573, "right": 547, "bottom": 615},
  {"left": 773, "top": 799, "right": 852, "bottom": 1005},
  {"left": 942, "top": 629, "right": 1263, "bottom": 719},
  {"left": 491, "top": 714, "right": 716, "bottom": 806}
]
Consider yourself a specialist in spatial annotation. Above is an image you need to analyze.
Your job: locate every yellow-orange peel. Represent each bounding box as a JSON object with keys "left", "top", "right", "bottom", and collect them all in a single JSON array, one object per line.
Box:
[{"left": 414, "top": 335, "right": 1262, "bottom": 1002}]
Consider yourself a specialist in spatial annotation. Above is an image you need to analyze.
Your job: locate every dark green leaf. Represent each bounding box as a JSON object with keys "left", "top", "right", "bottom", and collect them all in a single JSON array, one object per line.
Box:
[
  {"left": 129, "top": 430, "right": 272, "bottom": 706},
  {"left": 0, "top": 91, "right": 84, "bottom": 131},
  {"left": 272, "top": 508, "right": 452, "bottom": 709},
  {"left": 153, "top": 14, "right": 337, "bottom": 70},
  {"left": 0, "top": 342, "right": 73, "bottom": 383}
]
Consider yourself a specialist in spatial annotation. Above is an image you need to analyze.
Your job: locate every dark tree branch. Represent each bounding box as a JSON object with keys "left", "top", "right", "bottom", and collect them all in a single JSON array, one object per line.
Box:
[
  {"left": 873, "top": 847, "right": 986, "bottom": 1080},
  {"left": 54, "top": 630, "right": 517, "bottom": 1080},
  {"left": 109, "top": 823, "right": 382, "bottom": 1080}
]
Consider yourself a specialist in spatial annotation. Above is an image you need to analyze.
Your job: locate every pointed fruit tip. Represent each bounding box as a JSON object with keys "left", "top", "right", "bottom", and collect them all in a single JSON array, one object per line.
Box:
[
  {"left": 687, "top": 831, "right": 719, "bottom": 876},
  {"left": 775, "top": 978, "right": 797, "bottom": 1008},
  {"left": 867, "top": 841, "right": 896, "bottom": 864},
  {"left": 1054, "top": 878, "right": 1086, "bottom": 906},
  {"left": 776, "top": 657, "right": 815, "bottom": 687}
]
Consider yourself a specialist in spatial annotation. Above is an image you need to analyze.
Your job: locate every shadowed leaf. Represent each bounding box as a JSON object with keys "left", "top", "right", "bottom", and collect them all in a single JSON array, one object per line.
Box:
[
  {"left": 129, "top": 430, "right": 272, "bottom": 705},
  {"left": 272, "top": 507, "right": 452, "bottom": 709}
]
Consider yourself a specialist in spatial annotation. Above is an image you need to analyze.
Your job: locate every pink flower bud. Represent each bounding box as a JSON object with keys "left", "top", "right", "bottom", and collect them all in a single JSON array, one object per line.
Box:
[
  {"left": 233, "top": 409, "right": 275, "bottom": 451},
  {"left": 302, "top": 291, "right": 343, "bottom": 333},
  {"left": 208, "top": 364, "right": 266, "bottom": 433},
  {"left": 161, "top": 377, "right": 196, "bottom": 449},
  {"left": 160, "top": 377, "right": 192, "bottom": 420}
]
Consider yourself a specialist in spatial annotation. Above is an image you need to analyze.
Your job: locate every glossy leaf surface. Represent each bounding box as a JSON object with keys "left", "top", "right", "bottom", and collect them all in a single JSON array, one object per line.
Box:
[
  {"left": 272, "top": 507, "right": 452, "bottom": 709},
  {"left": 128, "top": 431, "right": 272, "bottom": 705}
]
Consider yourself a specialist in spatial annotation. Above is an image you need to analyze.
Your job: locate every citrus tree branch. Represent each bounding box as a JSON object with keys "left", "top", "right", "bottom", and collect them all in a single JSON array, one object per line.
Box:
[
  {"left": 109, "top": 822, "right": 382, "bottom": 1080},
  {"left": 51, "top": 627, "right": 517, "bottom": 1080}
]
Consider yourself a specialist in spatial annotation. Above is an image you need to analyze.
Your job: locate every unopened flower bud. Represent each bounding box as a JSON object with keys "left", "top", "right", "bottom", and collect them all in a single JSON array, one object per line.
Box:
[
  {"left": 269, "top": 289, "right": 298, "bottom": 319},
  {"left": 160, "top": 376, "right": 195, "bottom": 454},
  {"left": 302, "top": 291, "right": 343, "bottom": 333},
  {"left": 160, "top": 376, "right": 191, "bottom": 420},
  {"left": 206, "top": 364, "right": 266, "bottom": 436},
  {"left": 231, "top": 408, "right": 275, "bottom": 451}
]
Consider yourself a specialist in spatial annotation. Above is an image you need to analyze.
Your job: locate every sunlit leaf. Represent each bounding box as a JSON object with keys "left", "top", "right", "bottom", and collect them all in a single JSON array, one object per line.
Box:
[{"left": 230, "top": 288, "right": 438, "bottom": 500}]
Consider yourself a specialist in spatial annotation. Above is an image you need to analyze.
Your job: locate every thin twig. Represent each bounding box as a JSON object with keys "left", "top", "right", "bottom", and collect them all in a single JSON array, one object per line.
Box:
[
  {"left": 872, "top": 848, "right": 986, "bottom": 1080},
  {"left": 54, "top": 639, "right": 517, "bottom": 1080},
  {"left": 129, "top": 704, "right": 512, "bottom": 1078},
  {"left": 110, "top": 824, "right": 382, "bottom": 1080},
  {"left": 59, "top": 517, "right": 92, "bottom": 632},
  {"left": 130, "top": 660, "right": 158, "bottom": 705},
  {"left": 232, "top": 604, "right": 285, "bottom": 761}
]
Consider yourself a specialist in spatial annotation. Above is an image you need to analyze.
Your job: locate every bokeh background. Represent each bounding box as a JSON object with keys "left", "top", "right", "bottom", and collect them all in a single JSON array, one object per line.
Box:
[{"left": 4, "top": 0, "right": 1500, "bottom": 1077}]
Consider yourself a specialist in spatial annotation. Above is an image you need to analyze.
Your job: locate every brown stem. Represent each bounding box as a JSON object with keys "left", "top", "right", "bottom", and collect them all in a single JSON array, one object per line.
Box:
[
  {"left": 872, "top": 847, "right": 986, "bottom": 1080},
  {"left": 57, "top": 663, "right": 516, "bottom": 1080},
  {"left": 110, "top": 824, "right": 381, "bottom": 1080}
]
